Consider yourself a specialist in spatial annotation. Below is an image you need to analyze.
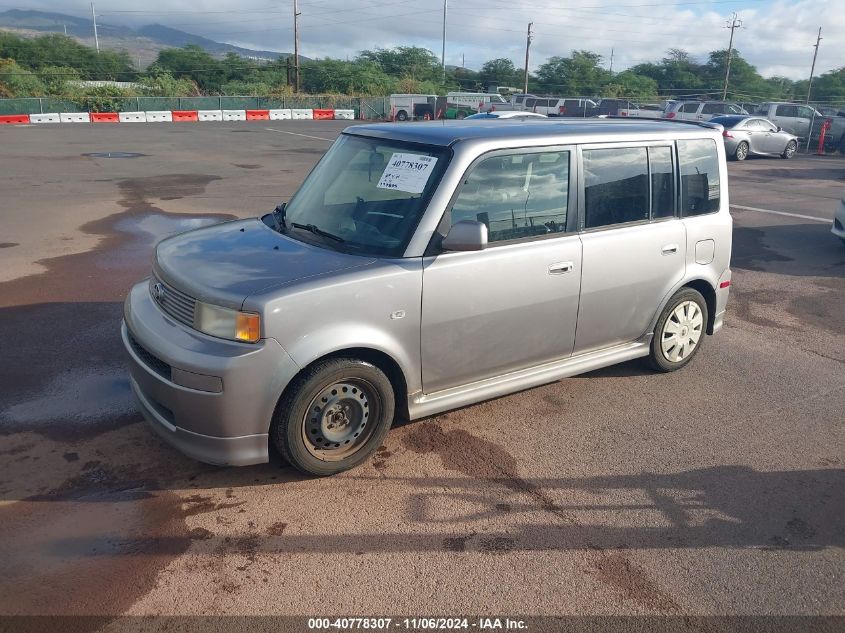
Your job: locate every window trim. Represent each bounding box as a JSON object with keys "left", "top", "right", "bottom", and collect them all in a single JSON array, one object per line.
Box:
[
  {"left": 428, "top": 144, "right": 578, "bottom": 253},
  {"left": 576, "top": 140, "right": 677, "bottom": 233}
]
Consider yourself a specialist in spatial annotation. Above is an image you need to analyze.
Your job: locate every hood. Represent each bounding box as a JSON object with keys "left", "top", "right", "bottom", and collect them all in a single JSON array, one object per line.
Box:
[{"left": 153, "top": 218, "right": 376, "bottom": 308}]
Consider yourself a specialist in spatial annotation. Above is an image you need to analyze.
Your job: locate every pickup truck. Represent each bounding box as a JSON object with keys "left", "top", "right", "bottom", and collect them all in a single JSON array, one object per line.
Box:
[
  {"left": 755, "top": 102, "right": 845, "bottom": 152},
  {"left": 480, "top": 93, "right": 535, "bottom": 113}
]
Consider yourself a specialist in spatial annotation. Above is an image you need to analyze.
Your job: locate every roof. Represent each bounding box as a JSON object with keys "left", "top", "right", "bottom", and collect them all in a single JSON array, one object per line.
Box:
[{"left": 344, "top": 119, "right": 720, "bottom": 147}]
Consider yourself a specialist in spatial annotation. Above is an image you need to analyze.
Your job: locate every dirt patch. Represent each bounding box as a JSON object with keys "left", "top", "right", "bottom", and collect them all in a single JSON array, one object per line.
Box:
[
  {"left": 0, "top": 242, "right": 18, "bottom": 248},
  {"left": 586, "top": 551, "right": 680, "bottom": 612},
  {"left": 266, "top": 521, "right": 288, "bottom": 536}
]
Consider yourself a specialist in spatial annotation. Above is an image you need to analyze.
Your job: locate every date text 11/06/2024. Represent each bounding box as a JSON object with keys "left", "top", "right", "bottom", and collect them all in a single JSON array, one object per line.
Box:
[{"left": 307, "top": 617, "right": 528, "bottom": 630}]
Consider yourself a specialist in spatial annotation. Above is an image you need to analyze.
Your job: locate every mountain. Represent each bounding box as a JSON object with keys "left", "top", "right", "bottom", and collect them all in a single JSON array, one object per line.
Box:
[{"left": 0, "top": 9, "right": 295, "bottom": 65}]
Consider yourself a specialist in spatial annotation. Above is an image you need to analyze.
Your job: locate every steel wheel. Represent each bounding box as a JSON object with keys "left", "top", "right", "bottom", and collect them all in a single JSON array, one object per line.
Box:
[
  {"left": 660, "top": 300, "right": 704, "bottom": 363},
  {"left": 735, "top": 142, "right": 749, "bottom": 161},
  {"left": 301, "top": 379, "right": 380, "bottom": 462}
]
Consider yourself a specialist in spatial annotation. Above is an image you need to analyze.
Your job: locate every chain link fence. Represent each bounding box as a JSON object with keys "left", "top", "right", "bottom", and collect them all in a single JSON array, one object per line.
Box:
[{"left": 0, "top": 95, "right": 392, "bottom": 119}]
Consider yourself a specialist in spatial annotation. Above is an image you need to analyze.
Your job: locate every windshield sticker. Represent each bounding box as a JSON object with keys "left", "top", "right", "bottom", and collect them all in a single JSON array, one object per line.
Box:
[{"left": 377, "top": 153, "right": 438, "bottom": 194}]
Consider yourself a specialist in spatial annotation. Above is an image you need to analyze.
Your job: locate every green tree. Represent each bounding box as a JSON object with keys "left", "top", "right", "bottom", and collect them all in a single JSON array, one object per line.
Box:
[
  {"left": 535, "top": 51, "right": 609, "bottom": 95},
  {"left": 478, "top": 58, "right": 521, "bottom": 89},
  {"left": 357, "top": 46, "right": 441, "bottom": 83},
  {"left": 0, "top": 58, "right": 46, "bottom": 97},
  {"left": 603, "top": 71, "right": 658, "bottom": 100},
  {"left": 150, "top": 45, "right": 225, "bottom": 92}
]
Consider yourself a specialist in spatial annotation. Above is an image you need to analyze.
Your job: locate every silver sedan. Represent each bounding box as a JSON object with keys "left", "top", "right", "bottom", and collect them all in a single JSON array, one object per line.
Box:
[{"left": 710, "top": 115, "right": 799, "bottom": 160}]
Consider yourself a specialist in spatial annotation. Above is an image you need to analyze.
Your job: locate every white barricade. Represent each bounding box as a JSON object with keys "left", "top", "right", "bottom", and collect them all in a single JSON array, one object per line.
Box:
[
  {"left": 291, "top": 109, "right": 313, "bottom": 120},
  {"left": 269, "top": 109, "right": 292, "bottom": 120},
  {"left": 30, "top": 113, "right": 61, "bottom": 123},
  {"left": 145, "top": 111, "right": 173, "bottom": 122},
  {"left": 333, "top": 109, "right": 355, "bottom": 120},
  {"left": 119, "top": 111, "right": 147, "bottom": 123},
  {"left": 198, "top": 110, "right": 223, "bottom": 121},
  {"left": 222, "top": 110, "right": 247, "bottom": 121},
  {"left": 59, "top": 112, "right": 90, "bottom": 123}
]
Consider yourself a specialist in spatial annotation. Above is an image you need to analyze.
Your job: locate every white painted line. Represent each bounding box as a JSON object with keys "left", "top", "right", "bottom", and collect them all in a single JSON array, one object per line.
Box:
[
  {"left": 264, "top": 127, "right": 334, "bottom": 142},
  {"left": 731, "top": 204, "right": 829, "bottom": 223}
]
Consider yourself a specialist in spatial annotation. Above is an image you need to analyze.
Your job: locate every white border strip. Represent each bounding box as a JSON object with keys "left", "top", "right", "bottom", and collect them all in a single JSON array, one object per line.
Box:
[{"left": 731, "top": 204, "right": 829, "bottom": 223}]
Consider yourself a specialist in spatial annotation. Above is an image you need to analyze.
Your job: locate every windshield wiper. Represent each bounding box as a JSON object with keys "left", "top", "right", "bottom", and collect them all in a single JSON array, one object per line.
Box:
[
  {"left": 271, "top": 203, "right": 287, "bottom": 233},
  {"left": 291, "top": 222, "right": 345, "bottom": 243}
]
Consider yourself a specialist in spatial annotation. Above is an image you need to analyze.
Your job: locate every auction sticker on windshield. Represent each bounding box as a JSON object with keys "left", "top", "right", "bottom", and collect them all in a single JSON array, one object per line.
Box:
[{"left": 377, "top": 153, "right": 438, "bottom": 194}]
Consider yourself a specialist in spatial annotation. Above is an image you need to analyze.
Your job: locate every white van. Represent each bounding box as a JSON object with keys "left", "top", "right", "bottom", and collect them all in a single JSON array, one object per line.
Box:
[{"left": 446, "top": 92, "right": 508, "bottom": 119}]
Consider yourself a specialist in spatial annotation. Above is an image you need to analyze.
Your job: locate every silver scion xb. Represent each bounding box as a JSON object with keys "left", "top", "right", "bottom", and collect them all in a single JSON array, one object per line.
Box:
[{"left": 123, "top": 119, "right": 733, "bottom": 476}]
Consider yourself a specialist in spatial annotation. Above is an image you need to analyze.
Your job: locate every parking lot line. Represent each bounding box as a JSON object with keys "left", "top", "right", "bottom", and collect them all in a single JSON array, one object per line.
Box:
[
  {"left": 264, "top": 127, "right": 335, "bottom": 141},
  {"left": 730, "top": 204, "right": 829, "bottom": 223}
]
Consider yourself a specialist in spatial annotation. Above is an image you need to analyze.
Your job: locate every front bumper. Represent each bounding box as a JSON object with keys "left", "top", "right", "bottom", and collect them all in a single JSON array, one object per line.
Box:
[{"left": 123, "top": 280, "right": 300, "bottom": 466}]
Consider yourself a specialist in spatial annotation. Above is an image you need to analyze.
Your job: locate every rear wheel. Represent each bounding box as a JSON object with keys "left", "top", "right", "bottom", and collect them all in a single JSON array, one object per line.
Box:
[
  {"left": 271, "top": 358, "right": 395, "bottom": 476},
  {"left": 396, "top": 110, "right": 408, "bottom": 122},
  {"left": 456, "top": 110, "right": 467, "bottom": 120},
  {"left": 647, "top": 288, "right": 708, "bottom": 373},
  {"left": 734, "top": 141, "right": 749, "bottom": 161},
  {"left": 782, "top": 140, "right": 797, "bottom": 159}
]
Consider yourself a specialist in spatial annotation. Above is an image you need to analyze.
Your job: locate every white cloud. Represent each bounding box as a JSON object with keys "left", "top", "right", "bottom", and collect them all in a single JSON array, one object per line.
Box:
[{"left": 10, "top": 0, "right": 844, "bottom": 79}]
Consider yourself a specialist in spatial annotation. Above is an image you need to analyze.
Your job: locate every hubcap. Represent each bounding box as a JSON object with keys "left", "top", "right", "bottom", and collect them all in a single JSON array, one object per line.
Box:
[
  {"left": 302, "top": 380, "right": 378, "bottom": 461},
  {"left": 661, "top": 300, "right": 703, "bottom": 363},
  {"left": 737, "top": 144, "right": 747, "bottom": 159}
]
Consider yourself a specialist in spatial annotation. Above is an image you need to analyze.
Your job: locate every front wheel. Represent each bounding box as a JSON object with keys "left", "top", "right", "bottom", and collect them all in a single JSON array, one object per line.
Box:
[
  {"left": 734, "top": 141, "right": 749, "bottom": 161},
  {"left": 395, "top": 110, "right": 408, "bottom": 122},
  {"left": 782, "top": 140, "right": 797, "bottom": 159},
  {"left": 647, "top": 288, "right": 708, "bottom": 373},
  {"left": 271, "top": 358, "right": 395, "bottom": 476}
]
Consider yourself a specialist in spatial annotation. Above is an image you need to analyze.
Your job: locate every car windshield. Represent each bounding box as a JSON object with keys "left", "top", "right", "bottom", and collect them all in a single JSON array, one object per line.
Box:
[{"left": 281, "top": 134, "right": 449, "bottom": 257}]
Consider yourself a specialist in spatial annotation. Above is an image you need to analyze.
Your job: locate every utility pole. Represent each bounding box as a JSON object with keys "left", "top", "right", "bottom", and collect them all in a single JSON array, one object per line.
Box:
[
  {"left": 441, "top": 0, "right": 447, "bottom": 82},
  {"left": 721, "top": 12, "right": 742, "bottom": 100},
  {"left": 609, "top": 48, "right": 614, "bottom": 74},
  {"left": 91, "top": 3, "right": 100, "bottom": 54},
  {"left": 63, "top": 23, "right": 67, "bottom": 36},
  {"left": 293, "top": 0, "right": 301, "bottom": 93},
  {"left": 807, "top": 27, "right": 822, "bottom": 104},
  {"left": 523, "top": 22, "right": 533, "bottom": 95}
]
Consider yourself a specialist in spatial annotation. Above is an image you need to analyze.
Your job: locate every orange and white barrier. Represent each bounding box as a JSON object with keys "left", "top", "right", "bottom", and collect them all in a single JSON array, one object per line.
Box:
[
  {"left": 291, "top": 109, "right": 314, "bottom": 120},
  {"left": 334, "top": 109, "right": 354, "bottom": 120},
  {"left": 198, "top": 110, "right": 223, "bottom": 121},
  {"left": 0, "top": 114, "right": 30, "bottom": 124},
  {"left": 145, "top": 111, "right": 173, "bottom": 123},
  {"left": 172, "top": 110, "right": 199, "bottom": 122},
  {"left": 269, "top": 109, "right": 292, "bottom": 120},
  {"left": 30, "top": 113, "right": 61, "bottom": 123},
  {"left": 119, "top": 111, "right": 147, "bottom": 123},
  {"left": 223, "top": 110, "right": 247, "bottom": 121},
  {"left": 60, "top": 112, "right": 90, "bottom": 123}
]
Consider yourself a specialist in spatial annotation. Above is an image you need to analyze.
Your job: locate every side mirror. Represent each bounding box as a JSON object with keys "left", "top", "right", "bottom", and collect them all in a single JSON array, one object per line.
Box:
[
  {"left": 441, "top": 220, "right": 488, "bottom": 252},
  {"left": 777, "top": 126, "right": 782, "bottom": 132}
]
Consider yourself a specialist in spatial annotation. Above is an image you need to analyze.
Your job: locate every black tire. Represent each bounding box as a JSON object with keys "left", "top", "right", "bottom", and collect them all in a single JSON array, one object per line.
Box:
[
  {"left": 456, "top": 110, "right": 467, "bottom": 120},
  {"left": 396, "top": 110, "right": 408, "bottom": 122},
  {"left": 781, "top": 140, "right": 797, "bottom": 159},
  {"left": 734, "top": 141, "right": 749, "bottom": 161},
  {"left": 647, "top": 288, "right": 709, "bottom": 373},
  {"left": 271, "top": 357, "right": 395, "bottom": 476}
]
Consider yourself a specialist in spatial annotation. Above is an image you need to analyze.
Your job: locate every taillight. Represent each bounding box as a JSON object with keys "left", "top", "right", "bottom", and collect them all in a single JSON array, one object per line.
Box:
[
  {"left": 620, "top": 111, "right": 627, "bottom": 116},
  {"left": 665, "top": 111, "right": 676, "bottom": 119},
  {"left": 722, "top": 129, "right": 733, "bottom": 138},
  {"left": 719, "top": 280, "right": 731, "bottom": 289},
  {"left": 559, "top": 105, "right": 565, "bottom": 114}
]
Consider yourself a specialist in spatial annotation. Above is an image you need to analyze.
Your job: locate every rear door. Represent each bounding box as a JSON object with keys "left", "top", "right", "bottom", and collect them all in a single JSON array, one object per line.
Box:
[
  {"left": 575, "top": 143, "right": 686, "bottom": 353},
  {"left": 421, "top": 147, "right": 581, "bottom": 393}
]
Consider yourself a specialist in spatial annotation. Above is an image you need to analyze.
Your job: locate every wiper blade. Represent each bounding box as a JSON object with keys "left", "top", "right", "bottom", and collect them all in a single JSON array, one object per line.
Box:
[{"left": 291, "top": 222, "right": 345, "bottom": 243}]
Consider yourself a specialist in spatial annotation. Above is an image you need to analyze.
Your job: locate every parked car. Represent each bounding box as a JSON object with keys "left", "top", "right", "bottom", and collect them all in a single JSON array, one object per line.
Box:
[
  {"left": 664, "top": 101, "right": 747, "bottom": 121},
  {"left": 832, "top": 195, "right": 845, "bottom": 244},
  {"left": 810, "top": 112, "right": 845, "bottom": 154},
  {"left": 445, "top": 92, "right": 508, "bottom": 119},
  {"left": 124, "top": 119, "right": 732, "bottom": 475},
  {"left": 479, "top": 93, "right": 536, "bottom": 113},
  {"left": 754, "top": 102, "right": 821, "bottom": 138},
  {"left": 636, "top": 103, "right": 666, "bottom": 119},
  {"left": 817, "top": 105, "right": 845, "bottom": 118},
  {"left": 465, "top": 111, "right": 547, "bottom": 119},
  {"left": 597, "top": 99, "right": 638, "bottom": 116},
  {"left": 556, "top": 98, "right": 599, "bottom": 117},
  {"left": 710, "top": 115, "right": 799, "bottom": 160}
]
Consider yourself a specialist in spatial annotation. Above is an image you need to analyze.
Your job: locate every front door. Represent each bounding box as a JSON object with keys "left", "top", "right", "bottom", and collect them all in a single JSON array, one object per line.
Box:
[{"left": 421, "top": 147, "right": 580, "bottom": 393}]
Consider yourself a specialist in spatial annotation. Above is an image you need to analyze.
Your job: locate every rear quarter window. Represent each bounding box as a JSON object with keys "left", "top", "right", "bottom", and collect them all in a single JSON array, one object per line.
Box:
[{"left": 678, "top": 139, "right": 721, "bottom": 217}]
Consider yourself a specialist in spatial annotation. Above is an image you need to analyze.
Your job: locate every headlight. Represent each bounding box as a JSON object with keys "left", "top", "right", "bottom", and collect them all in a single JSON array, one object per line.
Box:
[{"left": 194, "top": 302, "right": 261, "bottom": 343}]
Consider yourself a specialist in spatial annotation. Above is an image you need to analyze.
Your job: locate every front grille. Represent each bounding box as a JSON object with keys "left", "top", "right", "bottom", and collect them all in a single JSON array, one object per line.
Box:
[
  {"left": 127, "top": 329, "right": 172, "bottom": 381},
  {"left": 150, "top": 274, "right": 197, "bottom": 328}
]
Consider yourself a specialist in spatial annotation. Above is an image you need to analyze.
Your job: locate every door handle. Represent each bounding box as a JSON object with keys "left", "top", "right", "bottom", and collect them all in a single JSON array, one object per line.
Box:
[
  {"left": 548, "top": 261, "right": 574, "bottom": 274},
  {"left": 661, "top": 244, "right": 679, "bottom": 255}
]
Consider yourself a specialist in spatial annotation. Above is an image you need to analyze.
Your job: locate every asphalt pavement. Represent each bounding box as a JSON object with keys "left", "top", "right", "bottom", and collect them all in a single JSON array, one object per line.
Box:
[{"left": 0, "top": 121, "right": 842, "bottom": 626}]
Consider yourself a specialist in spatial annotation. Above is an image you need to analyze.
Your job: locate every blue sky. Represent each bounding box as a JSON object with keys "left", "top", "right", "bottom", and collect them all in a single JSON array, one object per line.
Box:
[{"left": 4, "top": 1, "right": 842, "bottom": 80}]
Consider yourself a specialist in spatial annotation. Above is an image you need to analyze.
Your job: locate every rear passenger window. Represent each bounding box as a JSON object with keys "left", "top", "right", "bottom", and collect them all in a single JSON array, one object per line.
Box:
[
  {"left": 583, "top": 148, "right": 649, "bottom": 228},
  {"left": 678, "top": 139, "right": 721, "bottom": 216},
  {"left": 680, "top": 103, "right": 699, "bottom": 113},
  {"left": 450, "top": 150, "right": 570, "bottom": 243},
  {"left": 776, "top": 105, "right": 797, "bottom": 117},
  {"left": 650, "top": 147, "right": 675, "bottom": 219}
]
